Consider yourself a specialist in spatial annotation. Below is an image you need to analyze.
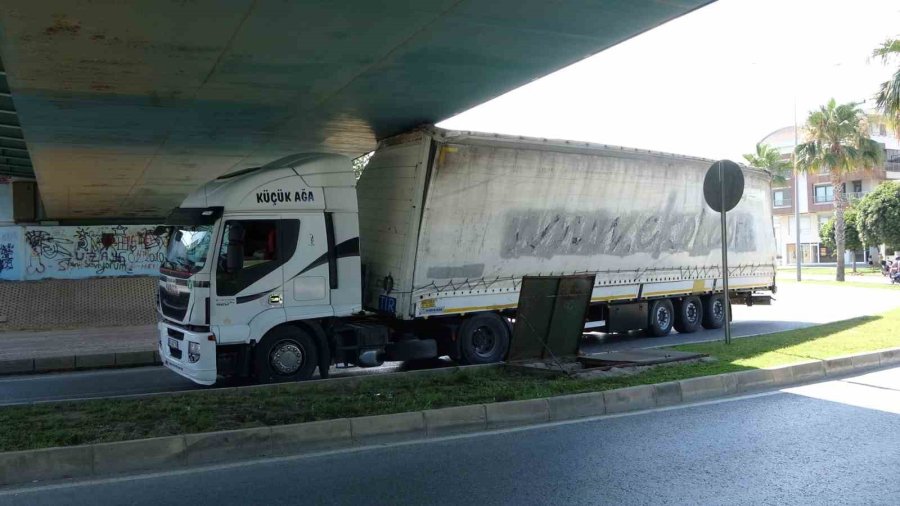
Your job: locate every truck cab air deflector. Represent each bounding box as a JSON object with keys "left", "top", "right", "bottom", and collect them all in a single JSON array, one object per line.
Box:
[{"left": 163, "top": 206, "right": 224, "bottom": 226}]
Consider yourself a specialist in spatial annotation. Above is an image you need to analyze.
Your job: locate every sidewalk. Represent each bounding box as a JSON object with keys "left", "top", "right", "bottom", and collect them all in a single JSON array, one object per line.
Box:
[
  {"left": 776, "top": 272, "right": 893, "bottom": 284},
  {"left": 0, "top": 324, "right": 158, "bottom": 374}
]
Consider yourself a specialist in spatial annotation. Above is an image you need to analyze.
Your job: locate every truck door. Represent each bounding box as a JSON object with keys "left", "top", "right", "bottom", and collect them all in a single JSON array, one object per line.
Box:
[
  {"left": 282, "top": 213, "right": 332, "bottom": 319},
  {"left": 211, "top": 217, "right": 288, "bottom": 343}
]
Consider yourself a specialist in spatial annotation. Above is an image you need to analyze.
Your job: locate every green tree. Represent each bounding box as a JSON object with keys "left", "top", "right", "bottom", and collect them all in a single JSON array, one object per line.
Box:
[
  {"left": 874, "top": 38, "right": 900, "bottom": 135},
  {"left": 743, "top": 143, "right": 791, "bottom": 185},
  {"left": 819, "top": 207, "right": 863, "bottom": 272},
  {"left": 795, "top": 99, "right": 884, "bottom": 281},
  {"left": 856, "top": 181, "right": 900, "bottom": 254}
]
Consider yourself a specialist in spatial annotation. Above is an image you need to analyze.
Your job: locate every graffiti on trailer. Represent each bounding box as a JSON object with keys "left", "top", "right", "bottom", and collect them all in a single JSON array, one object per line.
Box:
[
  {"left": 501, "top": 203, "right": 759, "bottom": 260},
  {"left": 24, "top": 225, "right": 167, "bottom": 276}
]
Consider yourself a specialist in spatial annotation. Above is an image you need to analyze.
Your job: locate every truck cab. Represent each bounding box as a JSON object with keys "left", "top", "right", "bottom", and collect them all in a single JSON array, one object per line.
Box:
[{"left": 157, "top": 153, "right": 362, "bottom": 385}]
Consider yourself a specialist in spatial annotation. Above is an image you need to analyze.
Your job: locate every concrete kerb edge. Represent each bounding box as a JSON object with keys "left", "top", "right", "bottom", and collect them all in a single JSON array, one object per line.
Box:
[
  {"left": 0, "top": 351, "right": 161, "bottom": 376},
  {"left": 0, "top": 358, "right": 34, "bottom": 375},
  {"left": 1, "top": 346, "right": 898, "bottom": 488}
]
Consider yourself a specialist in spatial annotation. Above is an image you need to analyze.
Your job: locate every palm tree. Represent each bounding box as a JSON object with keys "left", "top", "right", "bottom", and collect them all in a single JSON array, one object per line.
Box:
[
  {"left": 795, "top": 99, "right": 884, "bottom": 282},
  {"left": 743, "top": 143, "right": 791, "bottom": 185},
  {"left": 874, "top": 38, "right": 900, "bottom": 135}
]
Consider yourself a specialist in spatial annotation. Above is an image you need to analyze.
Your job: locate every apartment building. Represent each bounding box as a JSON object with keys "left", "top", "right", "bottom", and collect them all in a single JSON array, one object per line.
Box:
[{"left": 759, "top": 119, "right": 900, "bottom": 265}]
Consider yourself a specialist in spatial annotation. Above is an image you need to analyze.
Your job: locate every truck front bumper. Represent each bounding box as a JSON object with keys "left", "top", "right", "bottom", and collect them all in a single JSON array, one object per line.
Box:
[{"left": 158, "top": 321, "right": 217, "bottom": 386}]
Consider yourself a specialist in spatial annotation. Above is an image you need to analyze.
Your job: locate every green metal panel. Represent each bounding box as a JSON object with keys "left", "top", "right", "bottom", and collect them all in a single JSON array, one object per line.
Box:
[
  {"left": 509, "top": 276, "right": 559, "bottom": 361},
  {"left": 509, "top": 274, "right": 594, "bottom": 361},
  {"left": 545, "top": 275, "right": 595, "bottom": 358}
]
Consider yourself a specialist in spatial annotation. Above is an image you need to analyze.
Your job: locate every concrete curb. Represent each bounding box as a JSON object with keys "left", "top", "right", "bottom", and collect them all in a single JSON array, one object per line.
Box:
[
  {"left": 1, "top": 347, "right": 898, "bottom": 488},
  {"left": 0, "top": 350, "right": 161, "bottom": 376}
]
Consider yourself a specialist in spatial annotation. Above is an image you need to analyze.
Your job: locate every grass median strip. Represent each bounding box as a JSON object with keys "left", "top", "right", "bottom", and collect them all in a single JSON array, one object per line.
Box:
[{"left": 1, "top": 308, "right": 899, "bottom": 452}]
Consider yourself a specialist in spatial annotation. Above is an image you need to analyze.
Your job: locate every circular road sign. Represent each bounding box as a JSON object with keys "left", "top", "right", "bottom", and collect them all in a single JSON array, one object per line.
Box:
[{"left": 703, "top": 160, "right": 744, "bottom": 213}]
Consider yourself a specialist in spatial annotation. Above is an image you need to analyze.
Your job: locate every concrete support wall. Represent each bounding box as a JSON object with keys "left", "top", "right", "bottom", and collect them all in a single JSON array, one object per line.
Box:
[
  {"left": 0, "top": 225, "right": 165, "bottom": 281},
  {"left": 0, "top": 180, "right": 13, "bottom": 225}
]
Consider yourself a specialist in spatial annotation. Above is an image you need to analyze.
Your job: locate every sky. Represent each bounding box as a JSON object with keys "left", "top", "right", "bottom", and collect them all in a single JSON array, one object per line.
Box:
[{"left": 437, "top": 0, "right": 900, "bottom": 161}]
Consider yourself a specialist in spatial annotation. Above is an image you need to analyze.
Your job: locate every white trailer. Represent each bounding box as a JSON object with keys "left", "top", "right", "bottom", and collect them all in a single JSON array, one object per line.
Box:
[{"left": 157, "top": 127, "right": 776, "bottom": 385}]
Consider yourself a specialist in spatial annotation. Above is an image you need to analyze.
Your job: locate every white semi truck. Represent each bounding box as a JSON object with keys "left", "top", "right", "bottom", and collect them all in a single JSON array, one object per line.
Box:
[{"left": 157, "top": 127, "right": 776, "bottom": 385}]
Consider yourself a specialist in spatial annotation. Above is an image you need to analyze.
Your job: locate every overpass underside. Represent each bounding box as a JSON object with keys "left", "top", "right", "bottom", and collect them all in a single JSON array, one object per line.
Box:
[{"left": 0, "top": 0, "right": 714, "bottom": 220}]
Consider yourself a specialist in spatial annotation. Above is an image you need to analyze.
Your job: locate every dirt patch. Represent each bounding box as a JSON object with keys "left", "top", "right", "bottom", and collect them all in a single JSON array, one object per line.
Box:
[{"left": 45, "top": 17, "right": 81, "bottom": 36}]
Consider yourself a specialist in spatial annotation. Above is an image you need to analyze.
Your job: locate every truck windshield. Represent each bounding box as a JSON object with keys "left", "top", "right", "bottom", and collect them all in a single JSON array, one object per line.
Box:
[{"left": 161, "top": 225, "right": 213, "bottom": 275}]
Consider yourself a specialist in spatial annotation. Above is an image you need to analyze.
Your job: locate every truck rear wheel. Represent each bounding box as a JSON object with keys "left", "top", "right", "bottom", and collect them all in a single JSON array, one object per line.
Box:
[
  {"left": 458, "top": 313, "right": 510, "bottom": 365},
  {"left": 701, "top": 294, "right": 726, "bottom": 329},
  {"left": 254, "top": 326, "right": 319, "bottom": 383},
  {"left": 647, "top": 299, "right": 674, "bottom": 337},
  {"left": 674, "top": 296, "right": 702, "bottom": 334}
]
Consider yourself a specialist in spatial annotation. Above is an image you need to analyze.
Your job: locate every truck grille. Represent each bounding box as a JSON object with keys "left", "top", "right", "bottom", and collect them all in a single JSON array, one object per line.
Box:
[{"left": 160, "top": 285, "right": 189, "bottom": 321}]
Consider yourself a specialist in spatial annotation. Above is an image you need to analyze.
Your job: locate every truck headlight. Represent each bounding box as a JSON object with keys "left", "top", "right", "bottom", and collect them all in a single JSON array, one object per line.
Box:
[{"left": 188, "top": 342, "right": 201, "bottom": 363}]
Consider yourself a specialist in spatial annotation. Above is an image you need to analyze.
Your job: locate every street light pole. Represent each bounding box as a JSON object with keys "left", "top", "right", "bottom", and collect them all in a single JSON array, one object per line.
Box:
[{"left": 794, "top": 100, "right": 802, "bottom": 282}]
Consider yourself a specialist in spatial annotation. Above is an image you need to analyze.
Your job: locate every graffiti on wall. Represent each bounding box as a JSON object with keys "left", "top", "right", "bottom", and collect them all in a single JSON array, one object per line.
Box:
[
  {"left": 0, "top": 243, "right": 12, "bottom": 272},
  {"left": 23, "top": 225, "right": 167, "bottom": 278},
  {"left": 0, "top": 227, "right": 22, "bottom": 280},
  {"left": 0, "top": 237, "right": 15, "bottom": 273}
]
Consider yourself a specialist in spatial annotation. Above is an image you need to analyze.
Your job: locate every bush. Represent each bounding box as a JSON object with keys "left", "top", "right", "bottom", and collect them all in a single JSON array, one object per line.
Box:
[
  {"left": 857, "top": 182, "right": 900, "bottom": 251},
  {"left": 819, "top": 207, "right": 862, "bottom": 252}
]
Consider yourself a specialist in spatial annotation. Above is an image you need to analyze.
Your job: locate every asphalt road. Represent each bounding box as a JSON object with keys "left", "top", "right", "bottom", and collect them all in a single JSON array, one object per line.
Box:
[
  {"left": 582, "top": 281, "right": 900, "bottom": 353},
  {"left": 3, "top": 366, "right": 899, "bottom": 505},
  {"left": 1, "top": 282, "right": 897, "bottom": 406}
]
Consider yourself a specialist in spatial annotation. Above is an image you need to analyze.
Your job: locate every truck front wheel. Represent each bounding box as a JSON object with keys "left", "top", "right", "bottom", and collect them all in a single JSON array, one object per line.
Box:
[
  {"left": 458, "top": 313, "right": 510, "bottom": 365},
  {"left": 254, "top": 326, "right": 319, "bottom": 383}
]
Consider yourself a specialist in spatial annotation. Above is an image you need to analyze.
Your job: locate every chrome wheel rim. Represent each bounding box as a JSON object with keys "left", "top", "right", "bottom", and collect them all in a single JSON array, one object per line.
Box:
[
  {"left": 271, "top": 341, "right": 304, "bottom": 375},
  {"left": 656, "top": 306, "right": 671, "bottom": 329},
  {"left": 713, "top": 300, "right": 724, "bottom": 321},
  {"left": 686, "top": 301, "right": 699, "bottom": 323}
]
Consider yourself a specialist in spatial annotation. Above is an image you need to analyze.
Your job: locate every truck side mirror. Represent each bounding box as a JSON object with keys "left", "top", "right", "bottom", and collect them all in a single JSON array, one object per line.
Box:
[{"left": 226, "top": 223, "right": 245, "bottom": 273}]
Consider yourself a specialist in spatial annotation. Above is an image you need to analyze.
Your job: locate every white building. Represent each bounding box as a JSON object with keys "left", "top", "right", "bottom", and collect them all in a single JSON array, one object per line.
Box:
[{"left": 759, "top": 119, "right": 900, "bottom": 265}]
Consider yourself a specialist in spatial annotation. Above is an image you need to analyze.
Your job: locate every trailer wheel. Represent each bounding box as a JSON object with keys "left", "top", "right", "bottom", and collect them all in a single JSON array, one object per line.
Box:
[
  {"left": 647, "top": 299, "right": 674, "bottom": 337},
  {"left": 674, "top": 296, "right": 702, "bottom": 334},
  {"left": 254, "top": 326, "right": 319, "bottom": 383},
  {"left": 458, "top": 313, "right": 510, "bottom": 365},
  {"left": 701, "top": 294, "right": 726, "bottom": 329}
]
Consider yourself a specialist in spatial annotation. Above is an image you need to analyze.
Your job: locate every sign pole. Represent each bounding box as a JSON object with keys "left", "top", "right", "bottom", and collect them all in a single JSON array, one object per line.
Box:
[
  {"left": 704, "top": 160, "right": 742, "bottom": 346},
  {"left": 718, "top": 162, "right": 732, "bottom": 345}
]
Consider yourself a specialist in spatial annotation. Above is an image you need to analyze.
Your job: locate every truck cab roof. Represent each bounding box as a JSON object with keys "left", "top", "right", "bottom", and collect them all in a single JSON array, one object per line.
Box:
[{"left": 178, "top": 152, "right": 357, "bottom": 214}]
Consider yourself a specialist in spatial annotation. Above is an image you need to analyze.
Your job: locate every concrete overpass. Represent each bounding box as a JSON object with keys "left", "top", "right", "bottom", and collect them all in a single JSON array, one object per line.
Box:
[{"left": 0, "top": 0, "right": 714, "bottom": 220}]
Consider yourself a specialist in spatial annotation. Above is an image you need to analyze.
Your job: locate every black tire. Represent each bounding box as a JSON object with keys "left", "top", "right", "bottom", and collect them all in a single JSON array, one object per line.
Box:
[
  {"left": 701, "top": 294, "right": 726, "bottom": 329},
  {"left": 647, "top": 299, "right": 674, "bottom": 337},
  {"left": 254, "top": 326, "right": 319, "bottom": 383},
  {"left": 458, "top": 313, "right": 511, "bottom": 365},
  {"left": 674, "top": 296, "right": 703, "bottom": 334}
]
